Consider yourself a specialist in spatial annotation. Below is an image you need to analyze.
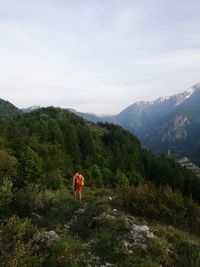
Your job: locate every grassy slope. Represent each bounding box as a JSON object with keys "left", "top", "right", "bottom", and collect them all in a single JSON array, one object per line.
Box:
[{"left": 34, "top": 187, "right": 200, "bottom": 267}]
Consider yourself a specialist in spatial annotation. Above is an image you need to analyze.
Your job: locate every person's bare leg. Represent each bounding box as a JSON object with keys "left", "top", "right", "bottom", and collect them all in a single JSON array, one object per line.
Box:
[
  {"left": 79, "top": 191, "right": 82, "bottom": 202},
  {"left": 74, "top": 191, "right": 77, "bottom": 200}
]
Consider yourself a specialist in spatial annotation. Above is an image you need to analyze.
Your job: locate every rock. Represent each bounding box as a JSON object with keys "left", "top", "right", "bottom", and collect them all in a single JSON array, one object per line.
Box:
[
  {"left": 74, "top": 208, "right": 86, "bottom": 215},
  {"left": 126, "top": 216, "right": 137, "bottom": 225},
  {"left": 36, "top": 230, "right": 60, "bottom": 246},
  {"left": 100, "top": 263, "right": 114, "bottom": 267},
  {"left": 93, "top": 213, "right": 115, "bottom": 224},
  {"left": 147, "top": 232, "right": 154, "bottom": 239},
  {"left": 69, "top": 215, "right": 78, "bottom": 224},
  {"left": 123, "top": 240, "right": 129, "bottom": 248},
  {"left": 128, "top": 224, "right": 154, "bottom": 244},
  {"left": 123, "top": 220, "right": 155, "bottom": 252},
  {"left": 31, "top": 212, "right": 43, "bottom": 221},
  {"left": 65, "top": 207, "right": 87, "bottom": 231},
  {"left": 64, "top": 223, "right": 70, "bottom": 231}
]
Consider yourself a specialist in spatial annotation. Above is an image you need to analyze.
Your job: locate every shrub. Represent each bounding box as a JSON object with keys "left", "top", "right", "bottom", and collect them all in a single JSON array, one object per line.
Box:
[
  {"left": 1, "top": 241, "right": 45, "bottom": 267},
  {"left": 175, "top": 243, "right": 200, "bottom": 267},
  {"left": 13, "top": 184, "right": 58, "bottom": 216},
  {"left": 43, "top": 236, "right": 88, "bottom": 267},
  {"left": 0, "top": 216, "right": 46, "bottom": 266},
  {"left": 116, "top": 184, "right": 200, "bottom": 235},
  {"left": 0, "top": 177, "right": 13, "bottom": 219},
  {"left": 0, "top": 215, "right": 36, "bottom": 245},
  {"left": 0, "top": 149, "right": 18, "bottom": 180},
  {"left": 43, "top": 169, "right": 64, "bottom": 190}
]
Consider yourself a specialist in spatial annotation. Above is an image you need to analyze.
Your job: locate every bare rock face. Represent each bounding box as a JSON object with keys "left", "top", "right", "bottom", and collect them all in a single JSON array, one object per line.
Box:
[{"left": 161, "top": 114, "right": 190, "bottom": 142}]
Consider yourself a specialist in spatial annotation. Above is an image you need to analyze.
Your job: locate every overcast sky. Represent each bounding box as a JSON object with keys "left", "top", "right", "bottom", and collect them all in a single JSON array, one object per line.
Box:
[{"left": 0, "top": 0, "right": 200, "bottom": 114}]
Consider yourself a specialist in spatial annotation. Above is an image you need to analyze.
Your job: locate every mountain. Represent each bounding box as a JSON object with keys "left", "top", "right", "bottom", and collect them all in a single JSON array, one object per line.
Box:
[
  {"left": 72, "top": 84, "right": 200, "bottom": 136},
  {"left": 0, "top": 98, "right": 22, "bottom": 121},
  {"left": 68, "top": 108, "right": 101, "bottom": 123},
  {"left": 142, "top": 84, "right": 200, "bottom": 164},
  {"left": 22, "top": 105, "right": 41, "bottom": 113},
  {"left": 71, "top": 83, "right": 200, "bottom": 164},
  {"left": 113, "top": 84, "right": 200, "bottom": 136}
]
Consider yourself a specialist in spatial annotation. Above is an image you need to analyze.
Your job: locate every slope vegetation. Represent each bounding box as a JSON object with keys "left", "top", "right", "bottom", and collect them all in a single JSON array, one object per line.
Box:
[{"left": 0, "top": 107, "right": 200, "bottom": 266}]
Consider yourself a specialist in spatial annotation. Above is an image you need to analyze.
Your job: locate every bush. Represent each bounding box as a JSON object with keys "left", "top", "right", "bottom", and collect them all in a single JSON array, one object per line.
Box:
[
  {"left": 0, "top": 149, "right": 18, "bottom": 180},
  {"left": 0, "top": 216, "right": 36, "bottom": 245},
  {"left": 1, "top": 240, "right": 45, "bottom": 267},
  {"left": 13, "top": 184, "right": 58, "bottom": 216},
  {"left": 43, "top": 236, "right": 88, "bottom": 267},
  {"left": 116, "top": 184, "right": 200, "bottom": 235},
  {"left": 0, "top": 177, "right": 13, "bottom": 219},
  {"left": 43, "top": 169, "right": 64, "bottom": 190},
  {"left": 175, "top": 243, "right": 200, "bottom": 267},
  {"left": 0, "top": 216, "right": 45, "bottom": 267}
]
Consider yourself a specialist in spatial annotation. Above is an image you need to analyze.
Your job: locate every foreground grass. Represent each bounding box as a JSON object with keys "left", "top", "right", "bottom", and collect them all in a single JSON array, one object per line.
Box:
[{"left": 1, "top": 185, "right": 200, "bottom": 267}]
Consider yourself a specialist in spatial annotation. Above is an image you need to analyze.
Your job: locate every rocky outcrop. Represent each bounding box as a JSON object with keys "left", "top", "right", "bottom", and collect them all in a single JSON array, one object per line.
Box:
[
  {"left": 123, "top": 216, "right": 155, "bottom": 253},
  {"left": 35, "top": 230, "right": 60, "bottom": 246}
]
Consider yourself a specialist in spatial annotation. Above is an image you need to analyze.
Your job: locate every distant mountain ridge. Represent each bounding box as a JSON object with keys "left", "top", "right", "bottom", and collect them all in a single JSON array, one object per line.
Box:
[
  {"left": 71, "top": 83, "right": 200, "bottom": 164},
  {"left": 143, "top": 84, "right": 200, "bottom": 164},
  {"left": 22, "top": 105, "right": 41, "bottom": 113},
  {"left": 1, "top": 83, "right": 200, "bottom": 164},
  {"left": 73, "top": 83, "right": 200, "bottom": 135}
]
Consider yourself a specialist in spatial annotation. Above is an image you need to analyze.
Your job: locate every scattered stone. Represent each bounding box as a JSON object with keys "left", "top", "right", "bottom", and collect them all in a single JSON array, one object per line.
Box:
[
  {"left": 123, "top": 240, "right": 130, "bottom": 249},
  {"left": 123, "top": 219, "right": 155, "bottom": 252},
  {"left": 127, "top": 223, "right": 154, "bottom": 245},
  {"left": 132, "top": 224, "right": 154, "bottom": 239},
  {"left": 64, "top": 223, "right": 70, "bottom": 230},
  {"left": 74, "top": 208, "right": 86, "bottom": 215},
  {"left": 64, "top": 206, "right": 87, "bottom": 232},
  {"left": 36, "top": 230, "right": 60, "bottom": 246},
  {"left": 31, "top": 212, "right": 43, "bottom": 221},
  {"left": 112, "top": 209, "right": 118, "bottom": 214},
  {"left": 131, "top": 224, "right": 154, "bottom": 243},
  {"left": 83, "top": 239, "right": 96, "bottom": 248},
  {"left": 100, "top": 263, "right": 114, "bottom": 267},
  {"left": 127, "top": 216, "right": 137, "bottom": 224},
  {"left": 93, "top": 213, "right": 115, "bottom": 224}
]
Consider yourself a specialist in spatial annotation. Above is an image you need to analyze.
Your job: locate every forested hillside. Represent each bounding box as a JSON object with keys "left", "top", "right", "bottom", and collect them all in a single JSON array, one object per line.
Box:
[
  {"left": 1, "top": 107, "right": 200, "bottom": 266},
  {"left": 0, "top": 106, "right": 199, "bottom": 199},
  {"left": 0, "top": 98, "right": 21, "bottom": 121}
]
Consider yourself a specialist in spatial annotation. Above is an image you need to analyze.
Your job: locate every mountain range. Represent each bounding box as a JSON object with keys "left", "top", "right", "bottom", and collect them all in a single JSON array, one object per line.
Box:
[
  {"left": 1, "top": 83, "right": 200, "bottom": 164},
  {"left": 72, "top": 83, "right": 200, "bottom": 165}
]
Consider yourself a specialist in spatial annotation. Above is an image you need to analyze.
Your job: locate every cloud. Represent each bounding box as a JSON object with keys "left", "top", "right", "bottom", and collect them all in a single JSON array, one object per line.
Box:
[{"left": 0, "top": 0, "right": 200, "bottom": 113}]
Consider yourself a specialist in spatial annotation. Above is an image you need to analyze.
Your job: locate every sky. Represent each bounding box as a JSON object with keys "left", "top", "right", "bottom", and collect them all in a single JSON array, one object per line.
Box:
[{"left": 0, "top": 0, "right": 200, "bottom": 114}]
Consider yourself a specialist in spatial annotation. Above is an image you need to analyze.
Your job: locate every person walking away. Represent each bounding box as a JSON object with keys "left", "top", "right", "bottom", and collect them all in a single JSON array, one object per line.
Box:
[{"left": 73, "top": 172, "right": 84, "bottom": 201}]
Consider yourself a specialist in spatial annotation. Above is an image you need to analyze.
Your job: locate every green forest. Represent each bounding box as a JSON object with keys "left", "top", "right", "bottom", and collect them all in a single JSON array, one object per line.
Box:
[{"left": 1, "top": 107, "right": 200, "bottom": 266}]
